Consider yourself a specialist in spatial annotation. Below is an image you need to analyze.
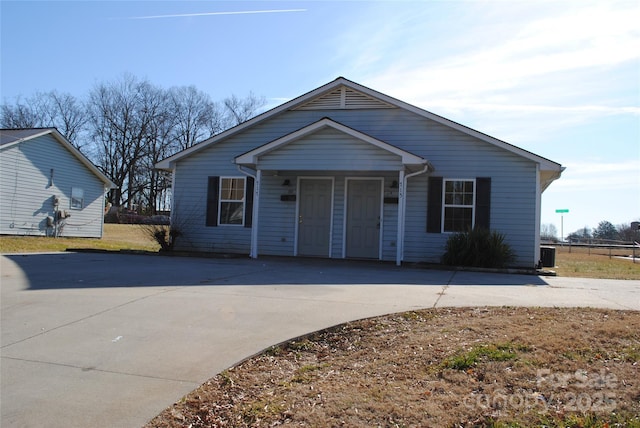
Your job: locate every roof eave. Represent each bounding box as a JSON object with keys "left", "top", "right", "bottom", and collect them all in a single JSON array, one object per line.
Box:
[
  {"left": 540, "top": 166, "right": 565, "bottom": 193},
  {"left": 156, "top": 76, "right": 563, "bottom": 170}
]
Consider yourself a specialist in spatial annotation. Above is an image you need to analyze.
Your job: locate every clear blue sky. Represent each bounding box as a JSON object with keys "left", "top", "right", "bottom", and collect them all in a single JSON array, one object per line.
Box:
[{"left": 2, "top": 0, "right": 639, "bottom": 235}]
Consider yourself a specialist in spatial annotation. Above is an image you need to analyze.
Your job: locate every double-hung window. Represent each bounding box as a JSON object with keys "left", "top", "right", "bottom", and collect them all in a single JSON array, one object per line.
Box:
[
  {"left": 443, "top": 179, "right": 474, "bottom": 232},
  {"left": 219, "top": 177, "right": 245, "bottom": 225}
]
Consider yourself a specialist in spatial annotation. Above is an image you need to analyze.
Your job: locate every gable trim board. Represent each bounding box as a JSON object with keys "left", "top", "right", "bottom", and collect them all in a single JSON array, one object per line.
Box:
[{"left": 157, "top": 78, "right": 564, "bottom": 268}]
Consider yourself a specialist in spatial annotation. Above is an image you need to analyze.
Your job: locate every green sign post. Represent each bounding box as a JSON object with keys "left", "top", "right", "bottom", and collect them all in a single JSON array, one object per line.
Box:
[{"left": 556, "top": 209, "right": 569, "bottom": 242}]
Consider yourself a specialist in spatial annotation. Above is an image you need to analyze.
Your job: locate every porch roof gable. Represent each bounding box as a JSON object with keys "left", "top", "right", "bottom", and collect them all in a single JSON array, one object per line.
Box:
[{"left": 235, "top": 118, "right": 429, "bottom": 170}]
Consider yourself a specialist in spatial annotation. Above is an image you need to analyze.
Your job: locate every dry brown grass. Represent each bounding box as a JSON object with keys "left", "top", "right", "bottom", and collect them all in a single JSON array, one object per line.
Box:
[
  {"left": 552, "top": 245, "right": 640, "bottom": 280},
  {"left": 146, "top": 307, "right": 640, "bottom": 428},
  {"left": 0, "top": 224, "right": 159, "bottom": 253}
]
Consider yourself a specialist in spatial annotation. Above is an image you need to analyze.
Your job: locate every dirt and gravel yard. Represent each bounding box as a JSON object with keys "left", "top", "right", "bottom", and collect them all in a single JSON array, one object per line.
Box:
[{"left": 146, "top": 307, "right": 639, "bottom": 427}]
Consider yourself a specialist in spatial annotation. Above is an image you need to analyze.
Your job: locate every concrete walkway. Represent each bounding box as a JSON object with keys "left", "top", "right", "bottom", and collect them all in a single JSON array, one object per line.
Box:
[{"left": 1, "top": 252, "right": 639, "bottom": 428}]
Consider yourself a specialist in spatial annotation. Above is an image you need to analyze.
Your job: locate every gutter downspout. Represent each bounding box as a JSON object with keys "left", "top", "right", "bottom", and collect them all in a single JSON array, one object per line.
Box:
[
  {"left": 534, "top": 164, "right": 542, "bottom": 268},
  {"left": 397, "top": 163, "right": 431, "bottom": 266},
  {"left": 237, "top": 165, "right": 260, "bottom": 259}
]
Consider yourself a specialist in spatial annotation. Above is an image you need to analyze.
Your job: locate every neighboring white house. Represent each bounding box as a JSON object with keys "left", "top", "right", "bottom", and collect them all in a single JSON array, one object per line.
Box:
[
  {"left": 156, "top": 77, "right": 564, "bottom": 268},
  {"left": 0, "top": 128, "right": 115, "bottom": 238}
]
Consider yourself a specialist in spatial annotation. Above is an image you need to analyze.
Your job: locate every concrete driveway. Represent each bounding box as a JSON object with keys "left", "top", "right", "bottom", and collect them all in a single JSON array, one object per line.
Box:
[{"left": 2, "top": 252, "right": 639, "bottom": 428}]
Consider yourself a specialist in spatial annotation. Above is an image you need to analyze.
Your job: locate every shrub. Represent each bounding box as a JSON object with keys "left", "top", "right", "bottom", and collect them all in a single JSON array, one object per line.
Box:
[
  {"left": 140, "top": 223, "right": 181, "bottom": 251},
  {"left": 442, "top": 227, "right": 515, "bottom": 268}
]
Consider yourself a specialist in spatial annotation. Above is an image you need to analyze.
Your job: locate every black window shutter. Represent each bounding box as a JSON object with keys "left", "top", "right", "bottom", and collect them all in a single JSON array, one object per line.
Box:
[
  {"left": 427, "top": 176, "right": 443, "bottom": 233},
  {"left": 475, "top": 177, "right": 491, "bottom": 229},
  {"left": 206, "top": 176, "right": 219, "bottom": 227},
  {"left": 244, "top": 177, "right": 254, "bottom": 228}
]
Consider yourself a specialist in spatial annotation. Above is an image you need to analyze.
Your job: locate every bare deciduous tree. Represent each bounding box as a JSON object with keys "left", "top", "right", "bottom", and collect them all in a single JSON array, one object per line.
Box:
[
  {"left": 87, "top": 73, "right": 163, "bottom": 208},
  {"left": 1, "top": 91, "right": 87, "bottom": 149},
  {"left": 169, "top": 86, "right": 218, "bottom": 151},
  {"left": 223, "top": 91, "right": 266, "bottom": 128},
  {"left": 3, "top": 74, "right": 266, "bottom": 214},
  {"left": 540, "top": 223, "right": 558, "bottom": 241},
  {"left": 1, "top": 97, "right": 40, "bottom": 128},
  {"left": 617, "top": 222, "right": 640, "bottom": 242}
]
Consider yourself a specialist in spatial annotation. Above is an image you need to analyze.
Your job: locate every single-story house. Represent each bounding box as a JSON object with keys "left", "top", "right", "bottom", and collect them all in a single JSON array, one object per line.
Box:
[
  {"left": 0, "top": 128, "right": 115, "bottom": 238},
  {"left": 156, "top": 77, "right": 563, "bottom": 267}
]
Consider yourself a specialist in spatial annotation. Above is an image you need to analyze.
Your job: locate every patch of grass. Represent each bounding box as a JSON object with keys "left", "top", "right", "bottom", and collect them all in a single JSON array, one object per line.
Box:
[
  {"left": 240, "top": 399, "right": 285, "bottom": 425},
  {"left": 400, "top": 310, "right": 434, "bottom": 322},
  {"left": 286, "top": 339, "right": 314, "bottom": 352},
  {"left": 537, "top": 412, "right": 640, "bottom": 428},
  {"left": 554, "top": 247, "right": 640, "bottom": 280},
  {"left": 217, "top": 370, "right": 234, "bottom": 387},
  {"left": 442, "top": 342, "right": 522, "bottom": 370},
  {"left": 621, "top": 345, "right": 640, "bottom": 362},
  {"left": 0, "top": 224, "right": 159, "bottom": 253},
  {"left": 263, "top": 345, "right": 283, "bottom": 357},
  {"left": 291, "top": 363, "right": 329, "bottom": 383}
]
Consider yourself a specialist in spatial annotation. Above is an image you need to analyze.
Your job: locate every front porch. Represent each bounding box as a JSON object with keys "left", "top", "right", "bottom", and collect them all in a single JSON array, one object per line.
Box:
[{"left": 234, "top": 118, "right": 432, "bottom": 265}]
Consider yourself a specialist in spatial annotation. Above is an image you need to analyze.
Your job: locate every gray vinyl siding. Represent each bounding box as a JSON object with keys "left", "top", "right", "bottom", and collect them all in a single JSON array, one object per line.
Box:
[
  {"left": 0, "top": 135, "right": 106, "bottom": 238},
  {"left": 257, "top": 175, "right": 297, "bottom": 256},
  {"left": 258, "top": 128, "right": 402, "bottom": 171},
  {"left": 171, "top": 154, "right": 252, "bottom": 254},
  {"left": 171, "top": 107, "right": 539, "bottom": 266}
]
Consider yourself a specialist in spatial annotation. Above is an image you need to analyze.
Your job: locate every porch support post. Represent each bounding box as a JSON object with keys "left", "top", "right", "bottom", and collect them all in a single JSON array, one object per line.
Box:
[
  {"left": 396, "top": 169, "right": 405, "bottom": 266},
  {"left": 250, "top": 169, "right": 261, "bottom": 259}
]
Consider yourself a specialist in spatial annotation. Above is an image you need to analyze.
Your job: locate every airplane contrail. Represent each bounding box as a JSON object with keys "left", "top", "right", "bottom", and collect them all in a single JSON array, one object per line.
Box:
[{"left": 121, "top": 9, "right": 307, "bottom": 20}]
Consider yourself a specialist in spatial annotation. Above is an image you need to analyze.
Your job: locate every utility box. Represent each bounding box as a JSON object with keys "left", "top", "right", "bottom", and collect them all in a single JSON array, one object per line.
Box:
[{"left": 540, "top": 246, "right": 556, "bottom": 268}]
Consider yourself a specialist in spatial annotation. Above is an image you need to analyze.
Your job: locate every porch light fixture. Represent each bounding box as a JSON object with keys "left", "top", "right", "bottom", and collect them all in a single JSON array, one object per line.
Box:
[
  {"left": 390, "top": 180, "right": 398, "bottom": 188},
  {"left": 282, "top": 179, "right": 291, "bottom": 186}
]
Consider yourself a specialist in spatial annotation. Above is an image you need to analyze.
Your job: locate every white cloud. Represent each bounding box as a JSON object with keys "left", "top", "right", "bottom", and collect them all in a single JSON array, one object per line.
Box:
[
  {"left": 552, "top": 159, "right": 640, "bottom": 192},
  {"left": 327, "top": 1, "right": 639, "bottom": 148},
  {"left": 423, "top": 101, "right": 640, "bottom": 116},
  {"left": 119, "top": 9, "right": 306, "bottom": 20},
  {"left": 347, "top": 1, "right": 640, "bottom": 117}
]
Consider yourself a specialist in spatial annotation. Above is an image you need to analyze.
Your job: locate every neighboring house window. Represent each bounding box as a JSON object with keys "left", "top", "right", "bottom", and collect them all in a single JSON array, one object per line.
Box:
[
  {"left": 219, "top": 177, "right": 245, "bottom": 225},
  {"left": 427, "top": 177, "right": 491, "bottom": 233},
  {"left": 71, "top": 187, "right": 84, "bottom": 210},
  {"left": 443, "top": 179, "right": 475, "bottom": 232}
]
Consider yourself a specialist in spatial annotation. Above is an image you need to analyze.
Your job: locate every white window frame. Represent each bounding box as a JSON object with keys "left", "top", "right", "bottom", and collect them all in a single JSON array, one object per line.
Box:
[
  {"left": 70, "top": 187, "right": 84, "bottom": 210},
  {"left": 218, "top": 177, "right": 246, "bottom": 226},
  {"left": 442, "top": 178, "right": 475, "bottom": 232}
]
